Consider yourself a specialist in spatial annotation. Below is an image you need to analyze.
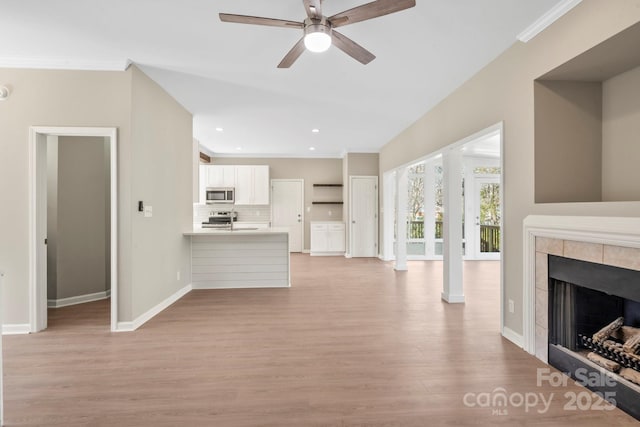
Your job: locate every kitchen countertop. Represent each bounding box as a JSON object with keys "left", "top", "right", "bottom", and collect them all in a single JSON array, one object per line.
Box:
[{"left": 184, "top": 226, "right": 289, "bottom": 236}]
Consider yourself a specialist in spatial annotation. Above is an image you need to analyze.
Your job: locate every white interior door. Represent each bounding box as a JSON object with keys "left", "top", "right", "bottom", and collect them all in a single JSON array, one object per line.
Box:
[
  {"left": 473, "top": 176, "right": 501, "bottom": 260},
  {"left": 271, "top": 179, "right": 304, "bottom": 252},
  {"left": 350, "top": 176, "right": 378, "bottom": 257}
]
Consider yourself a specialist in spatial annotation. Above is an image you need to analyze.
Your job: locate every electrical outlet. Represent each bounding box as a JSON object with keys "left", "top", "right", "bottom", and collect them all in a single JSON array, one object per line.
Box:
[
  {"left": 177, "top": 270, "right": 181, "bottom": 281},
  {"left": 508, "top": 299, "right": 515, "bottom": 313},
  {"left": 144, "top": 205, "right": 153, "bottom": 218}
]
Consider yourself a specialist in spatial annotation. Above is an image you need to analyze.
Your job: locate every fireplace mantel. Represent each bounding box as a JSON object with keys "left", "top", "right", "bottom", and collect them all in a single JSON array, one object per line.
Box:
[{"left": 523, "top": 215, "right": 640, "bottom": 358}]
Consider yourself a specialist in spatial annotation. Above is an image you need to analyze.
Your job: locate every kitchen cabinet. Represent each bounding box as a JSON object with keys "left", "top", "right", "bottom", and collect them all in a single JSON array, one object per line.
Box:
[
  {"left": 235, "top": 165, "right": 269, "bottom": 205},
  {"left": 310, "top": 222, "right": 345, "bottom": 256},
  {"left": 206, "top": 165, "right": 236, "bottom": 188},
  {"left": 198, "top": 165, "right": 236, "bottom": 204}
]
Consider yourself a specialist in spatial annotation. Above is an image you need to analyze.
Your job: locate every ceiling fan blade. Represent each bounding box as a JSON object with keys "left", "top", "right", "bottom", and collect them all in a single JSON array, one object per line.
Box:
[
  {"left": 331, "top": 31, "right": 376, "bottom": 65},
  {"left": 328, "top": 0, "right": 416, "bottom": 28},
  {"left": 219, "top": 13, "right": 304, "bottom": 29},
  {"left": 278, "top": 38, "right": 306, "bottom": 68},
  {"left": 303, "top": 0, "right": 323, "bottom": 19}
]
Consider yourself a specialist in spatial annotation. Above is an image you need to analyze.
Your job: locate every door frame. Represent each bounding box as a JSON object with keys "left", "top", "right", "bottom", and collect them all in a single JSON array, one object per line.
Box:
[
  {"left": 29, "top": 126, "right": 118, "bottom": 332},
  {"left": 349, "top": 175, "right": 379, "bottom": 257},
  {"left": 471, "top": 175, "right": 501, "bottom": 260},
  {"left": 270, "top": 179, "right": 304, "bottom": 252}
]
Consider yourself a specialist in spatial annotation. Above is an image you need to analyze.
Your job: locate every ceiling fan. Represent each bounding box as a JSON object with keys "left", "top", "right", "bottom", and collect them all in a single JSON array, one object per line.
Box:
[{"left": 219, "top": 0, "right": 416, "bottom": 68}]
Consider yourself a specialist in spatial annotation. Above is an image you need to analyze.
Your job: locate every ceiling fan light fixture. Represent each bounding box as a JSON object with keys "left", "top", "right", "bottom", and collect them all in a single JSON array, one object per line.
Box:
[{"left": 304, "top": 23, "right": 332, "bottom": 53}]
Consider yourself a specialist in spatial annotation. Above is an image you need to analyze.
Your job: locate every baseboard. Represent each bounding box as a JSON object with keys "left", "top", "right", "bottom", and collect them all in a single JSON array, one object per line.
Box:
[
  {"left": 301, "top": 249, "right": 310, "bottom": 254},
  {"left": 192, "top": 282, "right": 290, "bottom": 290},
  {"left": 48, "top": 290, "right": 111, "bottom": 308},
  {"left": 441, "top": 292, "right": 465, "bottom": 304},
  {"left": 114, "top": 284, "right": 192, "bottom": 332},
  {"left": 502, "top": 326, "right": 524, "bottom": 348},
  {"left": 310, "top": 252, "right": 345, "bottom": 257},
  {"left": 344, "top": 253, "right": 352, "bottom": 259},
  {"left": 379, "top": 255, "right": 394, "bottom": 261},
  {"left": 3, "top": 324, "right": 31, "bottom": 335}
]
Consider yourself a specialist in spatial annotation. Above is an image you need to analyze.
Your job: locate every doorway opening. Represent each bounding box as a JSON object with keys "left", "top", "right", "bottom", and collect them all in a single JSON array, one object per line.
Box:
[
  {"left": 382, "top": 123, "right": 504, "bottom": 329},
  {"left": 29, "top": 127, "right": 118, "bottom": 332}
]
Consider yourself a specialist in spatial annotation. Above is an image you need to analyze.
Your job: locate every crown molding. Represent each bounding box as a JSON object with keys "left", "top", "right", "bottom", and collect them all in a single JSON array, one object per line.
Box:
[
  {"left": 517, "top": 0, "right": 583, "bottom": 43},
  {"left": 0, "top": 57, "right": 132, "bottom": 71},
  {"left": 210, "top": 152, "right": 344, "bottom": 159}
]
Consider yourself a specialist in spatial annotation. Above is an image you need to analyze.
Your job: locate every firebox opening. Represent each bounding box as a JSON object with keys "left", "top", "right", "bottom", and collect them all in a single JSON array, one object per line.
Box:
[{"left": 547, "top": 255, "right": 640, "bottom": 421}]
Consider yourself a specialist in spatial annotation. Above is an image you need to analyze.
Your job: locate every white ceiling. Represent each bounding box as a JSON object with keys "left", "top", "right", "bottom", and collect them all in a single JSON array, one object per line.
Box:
[{"left": 0, "top": 0, "right": 564, "bottom": 157}]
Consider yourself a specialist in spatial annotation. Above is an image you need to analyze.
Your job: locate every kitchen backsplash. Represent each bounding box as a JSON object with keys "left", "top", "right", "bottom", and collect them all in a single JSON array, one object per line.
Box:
[{"left": 193, "top": 204, "right": 271, "bottom": 224}]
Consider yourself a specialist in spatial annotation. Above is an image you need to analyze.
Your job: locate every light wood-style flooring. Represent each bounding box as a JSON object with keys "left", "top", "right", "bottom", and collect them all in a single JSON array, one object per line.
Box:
[{"left": 4, "top": 255, "right": 638, "bottom": 426}]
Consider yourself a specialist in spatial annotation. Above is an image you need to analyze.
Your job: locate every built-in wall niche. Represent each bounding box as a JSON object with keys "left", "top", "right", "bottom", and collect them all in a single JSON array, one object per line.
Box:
[{"left": 534, "top": 21, "right": 640, "bottom": 203}]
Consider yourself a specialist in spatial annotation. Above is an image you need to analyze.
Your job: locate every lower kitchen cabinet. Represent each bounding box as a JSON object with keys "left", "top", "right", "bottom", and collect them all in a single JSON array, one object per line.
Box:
[{"left": 310, "top": 222, "right": 345, "bottom": 256}]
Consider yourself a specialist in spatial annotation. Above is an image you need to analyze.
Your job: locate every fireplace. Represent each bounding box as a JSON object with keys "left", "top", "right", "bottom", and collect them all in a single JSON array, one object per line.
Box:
[
  {"left": 547, "top": 255, "right": 640, "bottom": 420},
  {"left": 522, "top": 216, "right": 640, "bottom": 421}
]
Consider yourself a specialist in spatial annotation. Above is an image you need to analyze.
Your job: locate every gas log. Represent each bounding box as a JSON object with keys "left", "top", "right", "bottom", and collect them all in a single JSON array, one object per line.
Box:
[{"left": 587, "top": 319, "right": 640, "bottom": 385}]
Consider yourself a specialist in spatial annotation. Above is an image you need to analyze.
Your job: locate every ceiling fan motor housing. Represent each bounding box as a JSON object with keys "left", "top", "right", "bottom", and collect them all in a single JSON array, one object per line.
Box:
[{"left": 304, "top": 17, "right": 332, "bottom": 38}]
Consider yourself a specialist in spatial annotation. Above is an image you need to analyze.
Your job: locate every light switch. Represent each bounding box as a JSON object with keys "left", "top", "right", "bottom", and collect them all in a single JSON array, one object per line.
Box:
[{"left": 144, "top": 205, "right": 153, "bottom": 218}]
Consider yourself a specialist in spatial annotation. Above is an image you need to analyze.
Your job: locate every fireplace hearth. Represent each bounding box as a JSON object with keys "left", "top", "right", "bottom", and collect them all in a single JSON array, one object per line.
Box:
[{"left": 548, "top": 255, "right": 640, "bottom": 420}]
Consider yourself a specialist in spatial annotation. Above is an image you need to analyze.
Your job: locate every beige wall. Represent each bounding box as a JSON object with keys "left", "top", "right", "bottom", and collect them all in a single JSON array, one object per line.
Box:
[
  {"left": 129, "top": 66, "right": 193, "bottom": 320},
  {"left": 602, "top": 65, "right": 640, "bottom": 201},
  {"left": 52, "top": 135, "right": 109, "bottom": 300},
  {"left": 534, "top": 80, "right": 603, "bottom": 203},
  {"left": 0, "top": 65, "right": 193, "bottom": 326},
  {"left": 211, "top": 157, "right": 343, "bottom": 250},
  {"left": 46, "top": 136, "right": 59, "bottom": 300},
  {"left": 378, "top": 1, "right": 640, "bottom": 336},
  {"left": 0, "top": 68, "right": 132, "bottom": 325}
]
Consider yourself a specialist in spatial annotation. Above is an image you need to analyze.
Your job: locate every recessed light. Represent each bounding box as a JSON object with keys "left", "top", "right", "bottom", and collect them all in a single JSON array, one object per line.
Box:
[
  {"left": 216, "top": 127, "right": 224, "bottom": 132},
  {"left": 311, "top": 128, "right": 320, "bottom": 133},
  {"left": 236, "top": 147, "right": 242, "bottom": 151},
  {"left": 309, "top": 147, "right": 316, "bottom": 151}
]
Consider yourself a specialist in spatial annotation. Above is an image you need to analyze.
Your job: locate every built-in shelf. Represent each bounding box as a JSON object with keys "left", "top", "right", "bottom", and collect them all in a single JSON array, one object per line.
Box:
[{"left": 312, "top": 183, "right": 343, "bottom": 205}]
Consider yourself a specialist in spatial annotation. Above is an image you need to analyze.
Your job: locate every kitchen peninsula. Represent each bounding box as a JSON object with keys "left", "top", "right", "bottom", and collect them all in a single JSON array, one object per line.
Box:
[{"left": 184, "top": 227, "right": 290, "bottom": 289}]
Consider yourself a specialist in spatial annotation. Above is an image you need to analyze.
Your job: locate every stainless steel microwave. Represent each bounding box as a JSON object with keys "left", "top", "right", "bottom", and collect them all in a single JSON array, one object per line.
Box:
[{"left": 206, "top": 187, "right": 235, "bottom": 204}]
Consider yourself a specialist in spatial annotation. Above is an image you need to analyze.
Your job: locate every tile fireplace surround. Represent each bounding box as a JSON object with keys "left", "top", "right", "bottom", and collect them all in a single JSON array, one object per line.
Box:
[{"left": 522, "top": 216, "right": 640, "bottom": 361}]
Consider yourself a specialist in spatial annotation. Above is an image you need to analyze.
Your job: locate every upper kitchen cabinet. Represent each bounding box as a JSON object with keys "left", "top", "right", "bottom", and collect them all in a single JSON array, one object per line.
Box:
[
  {"left": 198, "top": 165, "right": 237, "bottom": 204},
  {"left": 235, "top": 165, "right": 270, "bottom": 205},
  {"left": 206, "top": 165, "right": 236, "bottom": 188}
]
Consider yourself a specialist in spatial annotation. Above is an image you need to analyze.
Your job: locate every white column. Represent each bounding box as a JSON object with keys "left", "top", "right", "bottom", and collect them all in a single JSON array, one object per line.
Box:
[
  {"left": 395, "top": 166, "right": 408, "bottom": 271},
  {"left": 423, "top": 161, "right": 436, "bottom": 257},
  {"left": 442, "top": 149, "right": 465, "bottom": 303},
  {"left": 382, "top": 171, "right": 396, "bottom": 261}
]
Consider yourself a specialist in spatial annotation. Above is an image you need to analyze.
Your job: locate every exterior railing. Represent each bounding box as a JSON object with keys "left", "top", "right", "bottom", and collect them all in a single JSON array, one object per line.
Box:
[
  {"left": 480, "top": 225, "right": 500, "bottom": 252},
  {"left": 408, "top": 221, "right": 500, "bottom": 252}
]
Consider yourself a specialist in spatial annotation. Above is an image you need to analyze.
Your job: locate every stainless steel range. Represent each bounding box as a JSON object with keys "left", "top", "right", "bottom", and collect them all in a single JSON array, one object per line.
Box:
[{"left": 201, "top": 211, "right": 238, "bottom": 229}]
